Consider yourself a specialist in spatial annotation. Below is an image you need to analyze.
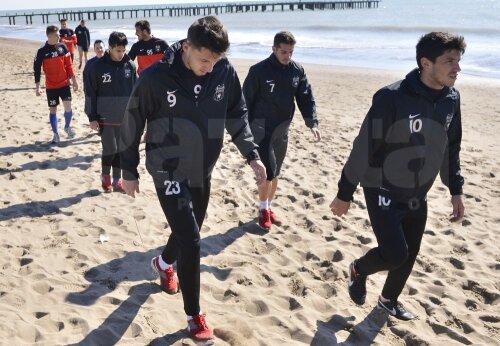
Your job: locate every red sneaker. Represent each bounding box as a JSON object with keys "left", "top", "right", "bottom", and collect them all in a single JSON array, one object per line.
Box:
[
  {"left": 113, "top": 179, "right": 125, "bottom": 193},
  {"left": 187, "top": 313, "right": 214, "bottom": 343},
  {"left": 269, "top": 209, "right": 278, "bottom": 224},
  {"left": 101, "top": 174, "right": 112, "bottom": 193},
  {"left": 151, "top": 256, "right": 178, "bottom": 294},
  {"left": 258, "top": 209, "right": 272, "bottom": 229}
]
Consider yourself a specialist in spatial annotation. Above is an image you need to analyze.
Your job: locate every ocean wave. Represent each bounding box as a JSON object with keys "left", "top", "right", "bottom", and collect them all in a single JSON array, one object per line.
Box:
[{"left": 295, "top": 24, "right": 500, "bottom": 36}]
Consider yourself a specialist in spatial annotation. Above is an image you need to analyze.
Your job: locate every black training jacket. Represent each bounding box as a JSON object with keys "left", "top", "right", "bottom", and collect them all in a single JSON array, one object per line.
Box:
[
  {"left": 75, "top": 25, "right": 90, "bottom": 49},
  {"left": 120, "top": 40, "right": 260, "bottom": 186},
  {"left": 337, "top": 68, "right": 464, "bottom": 203},
  {"left": 84, "top": 52, "right": 137, "bottom": 125},
  {"left": 243, "top": 53, "right": 317, "bottom": 129}
]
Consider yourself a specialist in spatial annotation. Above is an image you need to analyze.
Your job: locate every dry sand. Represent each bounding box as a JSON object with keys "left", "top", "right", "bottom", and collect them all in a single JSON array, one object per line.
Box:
[{"left": 0, "top": 37, "right": 499, "bottom": 345}]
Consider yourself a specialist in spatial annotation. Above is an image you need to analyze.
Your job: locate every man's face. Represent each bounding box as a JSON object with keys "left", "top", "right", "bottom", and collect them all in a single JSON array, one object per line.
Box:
[
  {"left": 135, "top": 27, "right": 145, "bottom": 40},
  {"left": 182, "top": 41, "right": 222, "bottom": 77},
  {"left": 422, "top": 49, "right": 462, "bottom": 88},
  {"left": 94, "top": 43, "right": 105, "bottom": 58},
  {"left": 47, "top": 31, "right": 59, "bottom": 45},
  {"left": 109, "top": 45, "right": 127, "bottom": 62},
  {"left": 60, "top": 21, "right": 67, "bottom": 29},
  {"left": 80, "top": 21, "right": 85, "bottom": 27},
  {"left": 272, "top": 43, "right": 294, "bottom": 65}
]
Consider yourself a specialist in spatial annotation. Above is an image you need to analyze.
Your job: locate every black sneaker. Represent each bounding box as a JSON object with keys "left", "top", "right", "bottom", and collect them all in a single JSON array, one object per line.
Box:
[
  {"left": 377, "top": 297, "right": 415, "bottom": 321},
  {"left": 348, "top": 260, "right": 367, "bottom": 305}
]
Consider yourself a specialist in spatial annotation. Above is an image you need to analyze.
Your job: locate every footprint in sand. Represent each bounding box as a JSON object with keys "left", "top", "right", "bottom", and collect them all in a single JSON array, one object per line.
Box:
[
  {"left": 19, "top": 257, "right": 33, "bottom": 266},
  {"left": 479, "top": 315, "right": 500, "bottom": 323},
  {"left": 288, "top": 297, "right": 302, "bottom": 310},
  {"left": 356, "top": 235, "right": 372, "bottom": 245},
  {"left": 32, "top": 281, "right": 54, "bottom": 295},
  {"left": 237, "top": 277, "right": 253, "bottom": 286},
  {"left": 462, "top": 280, "right": 499, "bottom": 305},
  {"left": 246, "top": 300, "right": 269, "bottom": 316},
  {"left": 108, "top": 217, "right": 124, "bottom": 227},
  {"left": 449, "top": 257, "right": 465, "bottom": 270},
  {"left": 465, "top": 299, "right": 478, "bottom": 311},
  {"left": 288, "top": 277, "right": 307, "bottom": 297},
  {"left": 262, "top": 273, "right": 275, "bottom": 287},
  {"left": 47, "top": 178, "right": 59, "bottom": 186},
  {"left": 68, "top": 317, "right": 89, "bottom": 334},
  {"left": 332, "top": 250, "right": 343, "bottom": 262},
  {"left": 35, "top": 312, "right": 49, "bottom": 319}
]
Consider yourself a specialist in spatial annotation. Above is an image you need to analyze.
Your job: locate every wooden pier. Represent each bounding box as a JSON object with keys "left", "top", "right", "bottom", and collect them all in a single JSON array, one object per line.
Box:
[{"left": 1, "top": 1, "right": 380, "bottom": 25}]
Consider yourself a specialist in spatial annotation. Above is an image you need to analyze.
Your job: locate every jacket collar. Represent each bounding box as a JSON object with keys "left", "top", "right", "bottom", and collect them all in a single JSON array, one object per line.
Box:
[
  {"left": 268, "top": 53, "right": 290, "bottom": 69},
  {"left": 404, "top": 68, "right": 450, "bottom": 100},
  {"left": 102, "top": 51, "right": 131, "bottom": 66}
]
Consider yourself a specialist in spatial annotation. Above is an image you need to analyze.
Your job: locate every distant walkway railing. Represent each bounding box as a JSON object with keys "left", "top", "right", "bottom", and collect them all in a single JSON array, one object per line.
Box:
[{"left": 1, "top": 1, "right": 380, "bottom": 25}]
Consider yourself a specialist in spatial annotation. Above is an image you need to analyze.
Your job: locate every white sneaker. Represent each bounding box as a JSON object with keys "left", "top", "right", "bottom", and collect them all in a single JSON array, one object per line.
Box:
[
  {"left": 64, "top": 126, "right": 75, "bottom": 139},
  {"left": 51, "top": 133, "right": 60, "bottom": 144}
]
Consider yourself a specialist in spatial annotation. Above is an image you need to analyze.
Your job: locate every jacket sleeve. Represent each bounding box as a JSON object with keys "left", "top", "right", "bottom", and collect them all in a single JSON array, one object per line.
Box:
[
  {"left": 64, "top": 50, "right": 75, "bottom": 79},
  {"left": 128, "top": 43, "right": 138, "bottom": 61},
  {"left": 337, "top": 89, "right": 395, "bottom": 201},
  {"left": 439, "top": 93, "right": 464, "bottom": 195},
  {"left": 295, "top": 67, "right": 318, "bottom": 128},
  {"left": 71, "top": 32, "right": 78, "bottom": 46},
  {"left": 120, "top": 71, "right": 155, "bottom": 180},
  {"left": 86, "top": 28, "right": 91, "bottom": 47},
  {"left": 242, "top": 66, "right": 259, "bottom": 122},
  {"left": 84, "top": 62, "right": 99, "bottom": 122},
  {"left": 226, "top": 66, "right": 260, "bottom": 161},
  {"left": 33, "top": 49, "right": 43, "bottom": 84}
]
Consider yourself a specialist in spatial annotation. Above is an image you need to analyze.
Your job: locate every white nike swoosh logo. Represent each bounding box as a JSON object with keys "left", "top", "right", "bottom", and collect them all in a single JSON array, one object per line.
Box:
[
  {"left": 409, "top": 113, "right": 421, "bottom": 119},
  {"left": 266, "top": 80, "right": 274, "bottom": 83},
  {"left": 380, "top": 301, "right": 397, "bottom": 315}
]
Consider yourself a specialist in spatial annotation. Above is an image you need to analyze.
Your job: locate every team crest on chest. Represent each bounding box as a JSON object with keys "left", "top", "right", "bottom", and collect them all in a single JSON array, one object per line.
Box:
[
  {"left": 292, "top": 76, "right": 300, "bottom": 87},
  {"left": 124, "top": 67, "right": 132, "bottom": 78},
  {"left": 214, "top": 84, "right": 225, "bottom": 102},
  {"left": 155, "top": 45, "right": 161, "bottom": 52}
]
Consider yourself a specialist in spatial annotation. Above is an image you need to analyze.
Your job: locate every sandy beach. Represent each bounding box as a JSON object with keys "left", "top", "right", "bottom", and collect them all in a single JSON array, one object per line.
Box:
[{"left": 0, "top": 36, "right": 499, "bottom": 345}]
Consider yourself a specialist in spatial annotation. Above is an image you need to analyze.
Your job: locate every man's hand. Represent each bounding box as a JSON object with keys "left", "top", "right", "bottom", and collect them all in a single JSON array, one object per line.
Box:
[
  {"left": 249, "top": 159, "right": 267, "bottom": 186},
  {"left": 123, "top": 179, "right": 140, "bottom": 198},
  {"left": 71, "top": 78, "right": 79, "bottom": 92},
  {"left": 450, "top": 194, "right": 465, "bottom": 223},
  {"left": 330, "top": 197, "right": 350, "bottom": 217},
  {"left": 89, "top": 121, "right": 99, "bottom": 132},
  {"left": 311, "top": 127, "right": 321, "bottom": 142},
  {"left": 35, "top": 87, "right": 42, "bottom": 96}
]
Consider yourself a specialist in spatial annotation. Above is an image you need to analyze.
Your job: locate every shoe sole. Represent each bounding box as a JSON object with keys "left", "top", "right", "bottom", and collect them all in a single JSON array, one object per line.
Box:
[
  {"left": 151, "top": 258, "right": 179, "bottom": 294},
  {"left": 186, "top": 329, "right": 215, "bottom": 345}
]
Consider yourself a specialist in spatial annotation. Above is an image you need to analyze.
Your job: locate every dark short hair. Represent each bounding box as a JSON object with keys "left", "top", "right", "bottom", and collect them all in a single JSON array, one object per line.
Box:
[
  {"left": 46, "top": 25, "right": 59, "bottom": 36},
  {"left": 416, "top": 32, "right": 466, "bottom": 69},
  {"left": 135, "top": 20, "right": 151, "bottom": 34},
  {"left": 273, "top": 31, "right": 296, "bottom": 47},
  {"left": 60, "top": 18, "right": 67, "bottom": 23},
  {"left": 108, "top": 32, "right": 128, "bottom": 48},
  {"left": 187, "top": 16, "right": 229, "bottom": 54},
  {"left": 94, "top": 39, "right": 104, "bottom": 47}
]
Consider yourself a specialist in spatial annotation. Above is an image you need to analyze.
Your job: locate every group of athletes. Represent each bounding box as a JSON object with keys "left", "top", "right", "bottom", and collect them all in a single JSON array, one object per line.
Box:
[{"left": 33, "top": 15, "right": 466, "bottom": 344}]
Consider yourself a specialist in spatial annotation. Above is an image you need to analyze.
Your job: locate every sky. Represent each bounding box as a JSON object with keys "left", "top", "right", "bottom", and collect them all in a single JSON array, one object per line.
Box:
[{"left": 0, "top": 0, "right": 240, "bottom": 11}]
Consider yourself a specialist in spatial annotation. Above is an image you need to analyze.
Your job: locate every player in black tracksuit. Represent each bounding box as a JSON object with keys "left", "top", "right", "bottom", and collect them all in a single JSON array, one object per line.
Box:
[
  {"left": 330, "top": 32, "right": 466, "bottom": 320},
  {"left": 84, "top": 32, "right": 136, "bottom": 193},
  {"left": 119, "top": 16, "right": 266, "bottom": 343},
  {"left": 243, "top": 31, "right": 320, "bottom": 229},
  {"left": 75, "top": 20, "right": 91, "bottom": 69}
]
